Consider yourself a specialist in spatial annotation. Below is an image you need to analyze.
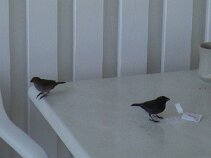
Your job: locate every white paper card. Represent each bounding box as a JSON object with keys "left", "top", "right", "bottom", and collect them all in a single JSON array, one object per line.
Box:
[
  {"left": 181, "top": 112, "right": 202, "bottom": 123},
  {"left": 175, "top": 103, "right": 183, "bottom": 114}
]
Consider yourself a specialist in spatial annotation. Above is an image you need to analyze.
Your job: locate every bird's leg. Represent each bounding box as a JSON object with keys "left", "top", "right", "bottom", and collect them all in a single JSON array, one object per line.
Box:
[
  {"left": 149, "top": 114, "right": 159, "bottom": 123},
  {"left": 155, "top": 115, "right": 163, "bottom": 119},
  {"left": 39, "top": 92, "right": 49, "bottom": 100},
  {"left": 36, "top": 92, "right": 43, "bottom": 99}
]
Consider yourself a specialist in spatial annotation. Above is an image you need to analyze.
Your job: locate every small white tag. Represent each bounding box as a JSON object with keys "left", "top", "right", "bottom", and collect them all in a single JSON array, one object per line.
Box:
[
  {"left": 174, "top": 103, "right": 202, "bottom": 123},
  {"left": 181, "top": 112, "right": 202, "bottom": 123},
  {"left": 175, "top": 103, "right": 183, "bottom": 114}
]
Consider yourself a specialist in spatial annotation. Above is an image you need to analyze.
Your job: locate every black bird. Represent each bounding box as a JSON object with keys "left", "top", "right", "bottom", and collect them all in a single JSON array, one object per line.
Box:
[
  {"left": 31, "top": 77, "right": 65, "bottom": 99},
  {"left": 131, "top": 96, "right": 170, "bottom": 122}
]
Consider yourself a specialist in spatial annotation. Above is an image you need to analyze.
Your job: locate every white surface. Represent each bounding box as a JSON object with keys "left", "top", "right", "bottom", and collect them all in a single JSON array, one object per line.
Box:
[
  {"left": 161, "top": 0, "right": 193, "bottom": 72},
  {"left": 0, "top": 90, "right": 48, "bottom": 158},
  {"left": 29, "top": 71, "right": 211, "bottom": 158},
  {"left": 118, "top": 0, "right": 149, "bottom": 76},
  {"left": 73, "top": 0, "right": 103, "bottom": 81}
]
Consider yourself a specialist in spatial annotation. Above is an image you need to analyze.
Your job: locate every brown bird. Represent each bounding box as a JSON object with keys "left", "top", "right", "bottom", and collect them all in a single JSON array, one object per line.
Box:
[
  {"left": 131, "top": 96, "right": 170, "bottom": 122},
  {"left": 31, "top": 77, "right": 65, "bottom": 99}
]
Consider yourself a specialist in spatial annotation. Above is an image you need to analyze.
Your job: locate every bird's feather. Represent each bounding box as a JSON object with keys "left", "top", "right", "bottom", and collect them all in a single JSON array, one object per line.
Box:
[
  {"left": 131, "top": 96, "right": 170, "bottom": 122},
  {"left": 31, "top": 77, "right": 65, "bottom": 99}
]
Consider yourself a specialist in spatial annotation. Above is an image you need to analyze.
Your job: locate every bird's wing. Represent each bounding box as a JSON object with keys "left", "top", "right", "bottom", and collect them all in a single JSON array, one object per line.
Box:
[
  {"left": 141, "top": 99, "right": 166, "bottom": 114},
  {"left": 40, "top": 79, "right": 55, "bottom": 86},
  {"left": 140, "top": 100, "right": 158, "bottom": 111},
  {"left": 35, "top": 79, "right": 56, "bottom": 92},
  {"left": 141, "top": 100, "right": 156, "bottom": 107}
]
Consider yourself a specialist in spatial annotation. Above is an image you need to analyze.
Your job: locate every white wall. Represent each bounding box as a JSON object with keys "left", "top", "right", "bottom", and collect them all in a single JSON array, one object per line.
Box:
[{"left": 0, "top": 0, "right": 209, "bottom": 157}]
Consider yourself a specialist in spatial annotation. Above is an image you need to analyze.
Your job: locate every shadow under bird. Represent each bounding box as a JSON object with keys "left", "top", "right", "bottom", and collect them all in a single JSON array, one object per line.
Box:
[
  {"left": 131, "top": 96, "right": 170, "bottom": 123},
  {"left": 31, "top": 77, "right": 66, "bottom": 99}
]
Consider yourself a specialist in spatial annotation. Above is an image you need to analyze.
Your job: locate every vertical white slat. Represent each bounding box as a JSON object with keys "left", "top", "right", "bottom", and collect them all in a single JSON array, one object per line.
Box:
[
  {"left": 58, "top": 0, "right": 73, "bottom": 82},
  {"left": 191, "top": 0, "right": 207, "bottom": 69},
  {"left": 117, "top": 0, "right": 123, "bottom": 77},
  {"left": 26, "top": 0, "right": 58, "bottom": 157},
  {"left": 161, "top": 0, "right": 167, "bottom": 73},
  {"left": 161, "top": 0, "right": 193, "bottom": 72},
  {"left": 147, "top": 0, "right": 163, "bottom": 73},
  {"left": 9, "top": 0, "right": 28, "bottom": 157},
  {"left": 103, "top": 0, "right": 119, "bottom": 78},
  {"left": 9, "top": 0, "right": 27, "bottom": 130},
  {"left": 73, "top": 0, "right": 104, "bottom": 81},
  {"left": 27, "top": 0, "right": 58, "bottom": 80},
  {"left": 0, "top": 0, "right": 11, "bottom": 157},
  {"left": 117, "top": 0, "right": 149, "bottom": 77},
  {"left": 205, "top": 0, "right": 211, "bottom": 41}
]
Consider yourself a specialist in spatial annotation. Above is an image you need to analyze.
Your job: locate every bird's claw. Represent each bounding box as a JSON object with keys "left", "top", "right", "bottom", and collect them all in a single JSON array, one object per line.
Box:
[
  {"left": 155, "top": 115, "right": 163, "bottom": 119},
  {"left": 149, "top": 118, "right": 159, "bottom": 123}
]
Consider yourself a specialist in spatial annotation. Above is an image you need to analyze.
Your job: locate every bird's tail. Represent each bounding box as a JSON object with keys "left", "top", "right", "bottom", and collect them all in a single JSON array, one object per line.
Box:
[
  {"left": 131, "top": 103, "right": 141, "bottom": 107},
  {"left": 55, "top": 82, "right": 66, "bottom": 86}
]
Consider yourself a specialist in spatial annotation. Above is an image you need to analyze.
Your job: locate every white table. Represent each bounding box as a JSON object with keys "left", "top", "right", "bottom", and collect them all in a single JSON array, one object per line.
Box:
[{"left": 28, "top": 71, "right": 211, "bottom": 158}]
